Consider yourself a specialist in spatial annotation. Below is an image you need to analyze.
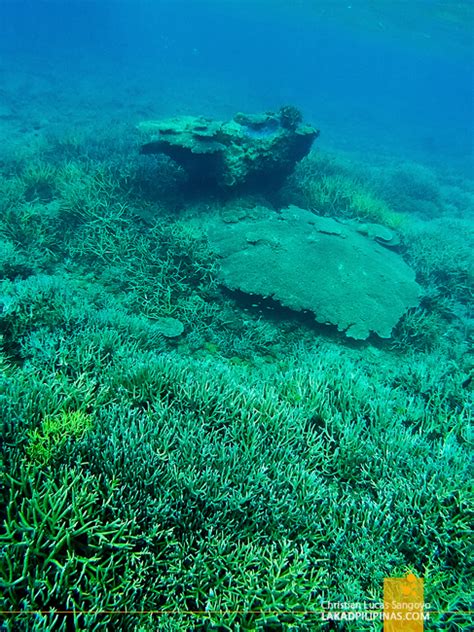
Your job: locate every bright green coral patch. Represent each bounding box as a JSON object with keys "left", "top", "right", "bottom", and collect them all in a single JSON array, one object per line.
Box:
[{"left": 26, "top": 410, "right": 93, "bottom": 465}]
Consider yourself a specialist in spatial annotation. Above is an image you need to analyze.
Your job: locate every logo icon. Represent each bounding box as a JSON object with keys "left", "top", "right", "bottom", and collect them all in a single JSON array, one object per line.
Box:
[{"left": 384, "top": 572, "right": 425, "bottom": 631}]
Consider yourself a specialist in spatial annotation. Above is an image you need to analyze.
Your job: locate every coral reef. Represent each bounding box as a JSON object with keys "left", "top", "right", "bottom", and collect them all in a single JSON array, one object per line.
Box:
[
  {"left": 0, "top": 119, "right": 472, "bottom": 631},
  {"left": 139, "top": 106, "right": 319, "bottom": 189},
  {"left": 285, "top": 154, "right": 406, "bottom": 229}
]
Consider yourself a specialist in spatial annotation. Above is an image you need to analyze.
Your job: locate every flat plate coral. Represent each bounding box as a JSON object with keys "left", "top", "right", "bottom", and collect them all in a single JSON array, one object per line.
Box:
[{"left": 207, "top": 205, "right": 420, "bottom": 339}]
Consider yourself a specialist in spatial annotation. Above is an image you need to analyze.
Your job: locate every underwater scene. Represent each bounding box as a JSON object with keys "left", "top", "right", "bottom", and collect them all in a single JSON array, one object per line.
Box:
[{"left": 0, "top": 1, "right": 472, "bottom": 630}]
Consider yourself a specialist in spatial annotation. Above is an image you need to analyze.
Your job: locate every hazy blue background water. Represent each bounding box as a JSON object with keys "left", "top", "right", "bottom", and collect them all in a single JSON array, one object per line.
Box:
[{"left": 1, "top": 0, "right": 473, "bottom": 172}]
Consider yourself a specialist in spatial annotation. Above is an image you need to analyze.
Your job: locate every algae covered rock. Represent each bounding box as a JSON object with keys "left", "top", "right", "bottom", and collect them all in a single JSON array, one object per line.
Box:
[
  {"left": 207, "top": 205, "right": 420, "bottom": 339},
  {"left": 139, "top": 106, "right": 318, "bottom": 190}
]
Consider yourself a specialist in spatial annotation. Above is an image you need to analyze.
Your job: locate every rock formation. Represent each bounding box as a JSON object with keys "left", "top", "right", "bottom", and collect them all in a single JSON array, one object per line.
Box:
[{"left": 139, "top": 106, "right": 318, "bottom": 190}]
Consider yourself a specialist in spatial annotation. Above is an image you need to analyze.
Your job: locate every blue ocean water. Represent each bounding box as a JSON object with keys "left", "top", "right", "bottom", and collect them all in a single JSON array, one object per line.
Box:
[{"left": 1, "top": 0, "right": 473, "bottom": 171}]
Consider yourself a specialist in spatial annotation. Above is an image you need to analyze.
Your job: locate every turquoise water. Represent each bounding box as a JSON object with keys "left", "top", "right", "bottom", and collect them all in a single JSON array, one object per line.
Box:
[{"left": 0, "top": 1, "right": 472, "bottom": 631}]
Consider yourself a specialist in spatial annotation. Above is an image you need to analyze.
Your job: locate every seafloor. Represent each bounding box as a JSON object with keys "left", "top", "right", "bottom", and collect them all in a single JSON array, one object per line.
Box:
[{"left": 0, "top": 60, "right": 472, "bottom": 632}]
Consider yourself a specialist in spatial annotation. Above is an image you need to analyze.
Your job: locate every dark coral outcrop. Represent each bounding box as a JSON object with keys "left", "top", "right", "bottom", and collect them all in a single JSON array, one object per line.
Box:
[{"left": 139, "top": 106, "right": 318, "bottom": 190}]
